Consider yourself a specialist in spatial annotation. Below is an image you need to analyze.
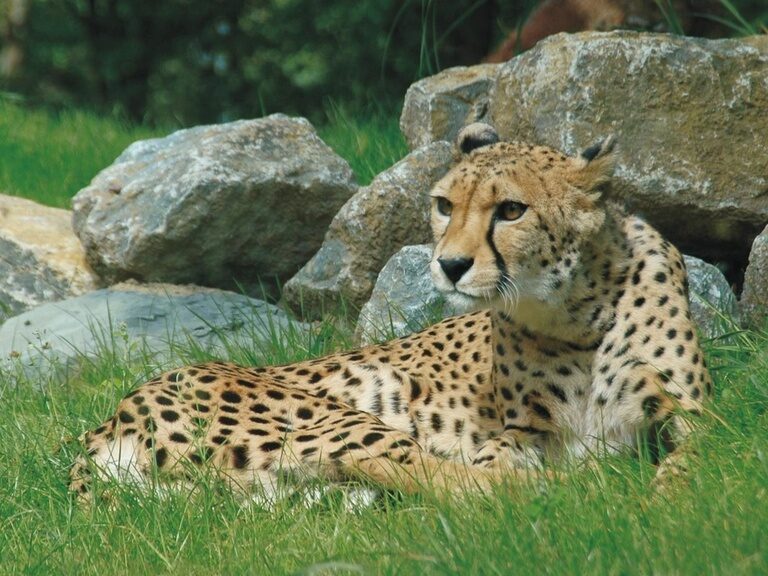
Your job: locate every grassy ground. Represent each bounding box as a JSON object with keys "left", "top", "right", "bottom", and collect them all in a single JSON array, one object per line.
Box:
[
  {"left": 0, "top": 316, "right": 767, "bottom": 575},
  {"left": 0, "top": 99, "right": 406, "bottom": 209}
]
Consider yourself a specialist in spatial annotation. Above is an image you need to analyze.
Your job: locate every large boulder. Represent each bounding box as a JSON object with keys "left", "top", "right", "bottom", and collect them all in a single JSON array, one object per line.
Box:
[
  {"left": 0, "top": 281, "right": 308, "bottom": 382},
  {"left": 400, "top": 64, "right": 499, "bottom": 151},
  {"left": 72, "top": 114, "right": 357, "bottom": 297},
  {"left": 0, "top": 194, "right": 98, "bottom": 321},
  {"left": 283, "top": 142, "right": 454, "bottom": 318},
  {"left": 356, "top": 246, "right": 737, "bottom": 344},
  {"left": 741, "top": 224, "right": 768, "bottom": 327},
  {"left": 489, "top": 31, "right": 768, "bottom": 271}
]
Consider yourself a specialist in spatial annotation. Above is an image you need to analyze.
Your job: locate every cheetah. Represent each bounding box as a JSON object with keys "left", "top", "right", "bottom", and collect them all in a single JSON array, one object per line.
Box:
[{"left": 69, "top": 123, "right": 711, "bottom": 503}]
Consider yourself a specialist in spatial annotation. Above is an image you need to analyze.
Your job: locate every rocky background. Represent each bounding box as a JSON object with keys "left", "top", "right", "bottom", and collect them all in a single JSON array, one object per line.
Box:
[{"left": 2, "top": 31, "right": 766, "bottom": 377}]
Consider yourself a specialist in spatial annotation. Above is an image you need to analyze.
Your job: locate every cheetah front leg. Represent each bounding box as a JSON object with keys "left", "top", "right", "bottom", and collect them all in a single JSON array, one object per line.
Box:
[{"left": 589, "top": 360, "right": 707, "bottom": 490}]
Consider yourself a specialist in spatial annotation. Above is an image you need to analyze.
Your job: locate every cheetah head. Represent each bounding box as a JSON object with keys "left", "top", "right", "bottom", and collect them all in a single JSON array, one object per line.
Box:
[{"left": 430, "top": 123, "right": 616, "bottom": 312}]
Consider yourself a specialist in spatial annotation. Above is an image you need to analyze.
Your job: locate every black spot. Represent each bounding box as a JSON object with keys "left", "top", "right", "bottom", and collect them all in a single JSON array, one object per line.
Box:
[
  {"left": 195, "top": 389, "right": 211, "bottom": 400},
  {"left": 556, "top": 365, "right": 572, "bottom": 376},
  {"left": 118, "top": 410, "right": 135, "bottom": 424},
  {"left": 532, "top": 403, "right": 551, "bottom": 420},
  {"left": 547, "top": 383, "right": 567, "bottom": 402},
  {"left": 221, "top": 390, "right": 242, "bottom": 404},
  {"left": 154, "top": 447, "right": 168, "bottom": 468},
  {"left": 169, "top": 432, "right": 188, "bottom": 443},
  {"left": 642, "top": 396, "right": 662, "bottom": 418},
  {"left": 155, "top": 395, "right": 173, "bottom": 406},
  {"left": 160, "top": 410, "right": 180, "bottom": 423},
  {"left": 266, "top": 389, "right": 285, "bottom": 400},
  {"left": 199, "top": 375, "right": 217, "bottom": 384},
  {"left": 219, "top": 416, "right": 238, "bottom": 426},
  {"left": 362, "top": 432, "right": 385, "bottom": 446},
  {"left": 261, "top": 441, "right": 282, "bottom": 452},
  {"left": 232, "top": 445, "right": 250, "bottom": 469},
  {"left": 596, "top": 395, "right": 607, "bottom": 407},
  {"left": 431, "top": 413, "right": 444, "bottom": 432},
  {"left": 292, "top": 407, "right": 313, "bottom": 421},
  {"left": 295, "top": 434, "right": 318, "bottom": 442},
  {"left": 251, "top": 404, "right": 270, "bottom": 414}
]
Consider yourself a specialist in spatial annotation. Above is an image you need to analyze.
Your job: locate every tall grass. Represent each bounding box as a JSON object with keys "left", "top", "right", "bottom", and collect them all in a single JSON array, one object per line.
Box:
[{"left": 0, "top": 99, "right": 158, "bottom": 208}]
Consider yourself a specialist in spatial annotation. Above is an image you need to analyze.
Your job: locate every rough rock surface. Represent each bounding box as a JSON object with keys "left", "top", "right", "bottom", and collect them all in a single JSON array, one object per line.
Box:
[
  {"left": 355, "top": 245, "right": 457, "bottom": 345},
  {"left": 283, "top": 142, "right": 454, "bottom": 318},
  {"left": 355, "top": 247, "right": 737, "bottom": 345},
  {"left": 683, "top": 255, "right": 739, "bottom": 339},
  {"left": 741, "top": 224, "right": 768, "bottom": 327},
  {"left": 400, "top": 64, "right": 499, "bottom": 151},
  {"left": 490, "top": 31, "right": 768, "bottom": 269},
  {"left": 0, "top": 281, "right": 307, "bottom": 382},
  {"left": 0, "top": 194, "right": 98, "bottom": 320},
  {"left": 72, "top": 114, "right": 357, "bottom": 296}
]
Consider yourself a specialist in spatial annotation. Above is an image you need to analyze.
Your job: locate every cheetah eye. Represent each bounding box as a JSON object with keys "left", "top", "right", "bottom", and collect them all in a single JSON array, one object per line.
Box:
[
  {"left": 497, "top": 201, "right": 527, "bottom": 222},
  {"left": 434, "top": 196, "right": 453, "bottom": 217}
]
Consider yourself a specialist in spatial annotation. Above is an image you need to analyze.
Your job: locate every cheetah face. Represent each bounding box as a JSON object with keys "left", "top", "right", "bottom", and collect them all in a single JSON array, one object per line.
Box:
[{"left": 430, "top": 123, "right": 616, "bottom": 312}]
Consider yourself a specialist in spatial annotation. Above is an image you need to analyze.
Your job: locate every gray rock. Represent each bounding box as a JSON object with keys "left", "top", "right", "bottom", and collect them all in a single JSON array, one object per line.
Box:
[
  {"left": 355, "top": 245, "right": 456, "bottom": 345},
  {"left": 354, "top": 247, "right": 737, "bottom": 345},
  {"left": 0, "top": 282, "right": 308, "bottom": 382},
  {"left": 741, "top": 225, "right": 768, "bottom": 327},
  {"left": 283, "top": 142, "right": 454, "bottom": 319},
  {"left": 684, "top": 255, "right": 740, "bottom": 339},
  {"left": 72, "top": 114, "right": 357, "bottom": 297},
  {"left": 0, "top": 194, "right": 99, "bottom": 321},
  {"left": 490, "top": 31, "right": 768, "bottom": 269},
  {"left": 400, "top": 64, "right": 499, "bottom": 151}
]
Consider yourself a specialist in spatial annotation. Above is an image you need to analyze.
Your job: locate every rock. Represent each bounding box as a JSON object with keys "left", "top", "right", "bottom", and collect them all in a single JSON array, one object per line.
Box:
[
  {"left": 0, "top": 194, "right": 99, "bottom": 321},
  {"left": 355, "top": 245, "right": 457, "bottom": 345},
  {"left": 400, "top": 64, "right": 499, "bottom": 150},
  {"left": 72, "top": 114, "right": 357, "bottom": 297},
  {"left": 741, "top": 225, "right": 768, "bottom": 327},
  {"left": 684, "top": 255, "right": 739, "bottom": 339},
  {"left": 490, "top": 31, "right": 768, "bottom": 272},
  {"left": 0, "top": 281, "right": 308, "bottom": 382},
  {"left": 283, "top": 142, "right": 454, "bottom": 318},
  {"left": 354, "top": 247, "right": 736, "bottom": 345}
]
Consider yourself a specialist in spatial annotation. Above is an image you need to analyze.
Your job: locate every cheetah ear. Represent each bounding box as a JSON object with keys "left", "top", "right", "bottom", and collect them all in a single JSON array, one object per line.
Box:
[
  {"left": 456, "top": 123, "right": 500, "bottom": 154},
  {"left": 573, "top": 135, "right": 617, "bottom": 194}
]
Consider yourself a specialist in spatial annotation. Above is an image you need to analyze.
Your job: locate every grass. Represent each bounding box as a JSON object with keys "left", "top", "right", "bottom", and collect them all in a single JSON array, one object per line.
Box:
[
  {"left": 0, "top": 98, "right": 158, "bottom": 209},
  {"left": 0, "top": 98, "right": 407, "bottom": 210},
  {"left": 1, "top": 312, "right": 767, "bottom": 575}
]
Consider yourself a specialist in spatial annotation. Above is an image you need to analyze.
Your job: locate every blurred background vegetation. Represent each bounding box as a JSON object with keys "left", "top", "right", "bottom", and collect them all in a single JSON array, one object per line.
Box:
[{"left": 1, "top": 0, "right": 765, "bottom": 128}]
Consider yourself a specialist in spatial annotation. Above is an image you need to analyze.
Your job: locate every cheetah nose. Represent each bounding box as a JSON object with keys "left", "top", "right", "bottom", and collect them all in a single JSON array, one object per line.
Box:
[{"left": 438, "top": 257, "right": 474, "bottom": 285}]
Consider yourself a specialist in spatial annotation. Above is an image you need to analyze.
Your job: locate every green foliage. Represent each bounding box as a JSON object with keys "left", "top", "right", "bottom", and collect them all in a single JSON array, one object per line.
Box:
[{"left": 9, "top": 0, "right": 498, "bottom": 126}]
